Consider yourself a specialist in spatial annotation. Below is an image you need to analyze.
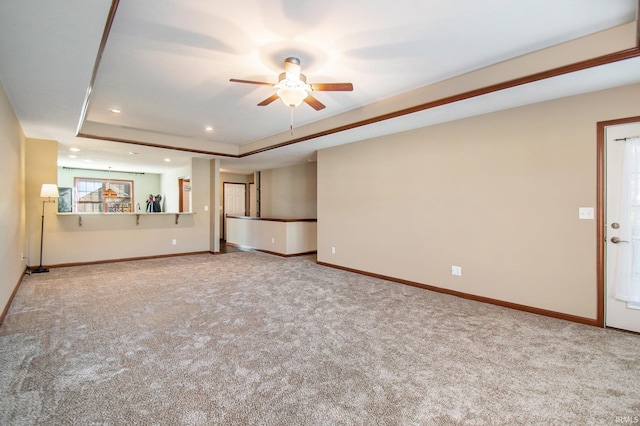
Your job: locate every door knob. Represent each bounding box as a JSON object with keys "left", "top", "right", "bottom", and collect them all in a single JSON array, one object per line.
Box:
[{"left": 611, "top": 236, "right": 629, "bottom": 244}]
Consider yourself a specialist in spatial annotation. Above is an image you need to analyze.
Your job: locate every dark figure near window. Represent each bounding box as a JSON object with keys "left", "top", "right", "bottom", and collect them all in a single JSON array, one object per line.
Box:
[
  {"left": 146, "top": 194, "right": 162, "bottom": 213},
  {"left": 153, "top": 194, "right": 162, "bottom": 212}
]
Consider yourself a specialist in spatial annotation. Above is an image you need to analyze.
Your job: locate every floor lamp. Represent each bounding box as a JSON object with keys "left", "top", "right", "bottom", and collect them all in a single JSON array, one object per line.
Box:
[{"left": 32, "top": 184, "right": 59, "bottom": 274}]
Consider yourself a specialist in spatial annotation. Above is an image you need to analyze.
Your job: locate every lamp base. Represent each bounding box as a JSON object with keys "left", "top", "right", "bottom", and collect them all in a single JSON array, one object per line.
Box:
[{"left": 30, "top": 266, "right": 49, "bottom": 274}]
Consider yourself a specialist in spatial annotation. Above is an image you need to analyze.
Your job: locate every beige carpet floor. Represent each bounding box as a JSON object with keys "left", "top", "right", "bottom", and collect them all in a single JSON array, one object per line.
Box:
[{"left": 1, "top": 252, "right": 639, "bottom": 425}]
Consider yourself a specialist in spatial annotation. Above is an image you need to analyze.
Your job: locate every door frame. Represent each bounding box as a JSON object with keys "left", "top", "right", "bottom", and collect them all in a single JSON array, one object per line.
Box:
[{"left": 596, "top": 115, "right": 640, "bottom": 328}]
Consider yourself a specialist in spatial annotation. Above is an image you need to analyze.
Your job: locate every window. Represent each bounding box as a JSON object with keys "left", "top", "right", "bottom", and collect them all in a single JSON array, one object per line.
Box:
[{"left": 75, "top": 177, "right": 133, "bottom": 213}]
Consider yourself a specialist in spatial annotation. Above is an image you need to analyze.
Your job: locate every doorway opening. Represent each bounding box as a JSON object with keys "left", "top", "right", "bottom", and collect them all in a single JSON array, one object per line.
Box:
[
  {"left": 178, "top": 178, "right": 191, "bottom": 213},
  {"left": 222, "top": 182, "right": 247, "bottom": 242}
]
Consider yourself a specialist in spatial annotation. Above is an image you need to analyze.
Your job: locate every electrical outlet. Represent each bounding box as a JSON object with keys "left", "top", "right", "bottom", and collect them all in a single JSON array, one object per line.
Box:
[
  {"left": 331, "top": 246, "right": 336, "bottom": 254},
  {"left": 451, "top": 265, "right": 462, "bottom": 276},
  {"left": 579, "top": 207, "right": 594, "bottom": 220},
  {"left": 172, "top": 239, "right": 177, "bottom": 245}
]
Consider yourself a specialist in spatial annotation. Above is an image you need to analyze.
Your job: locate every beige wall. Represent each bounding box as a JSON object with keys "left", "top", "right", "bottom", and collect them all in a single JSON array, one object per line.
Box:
[
  {"left": 318, "top": 83, "right": 640, "bottom": 320},
  {"left": 227, "top": 218, "right": 317, "bottom": 255},
  {"left": 0, "top": 81, "right": 26, "bottom": 315},
  {"left": 260, "top": 162, "right": 317, "bottom": 218},
  {"left": 25, "top": 138, "right": 58, "bottom": 268},
  {"left": 221, "top": 172, "right": 252, "bottom": 185}
]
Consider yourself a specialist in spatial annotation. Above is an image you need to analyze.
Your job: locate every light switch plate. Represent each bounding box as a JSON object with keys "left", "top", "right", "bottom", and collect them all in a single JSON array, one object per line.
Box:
[{"left": 579, "top": 207, "right": 594, "bottom": 220}]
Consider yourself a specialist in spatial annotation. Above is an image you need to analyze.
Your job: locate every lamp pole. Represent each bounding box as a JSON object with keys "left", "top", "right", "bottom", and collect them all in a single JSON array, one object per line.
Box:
[
  {"left": 32, "top": 184, "right": 59, "bottom": 274},
  {"left": 32, "top": 199, "right": 49, "bottom": 273}
]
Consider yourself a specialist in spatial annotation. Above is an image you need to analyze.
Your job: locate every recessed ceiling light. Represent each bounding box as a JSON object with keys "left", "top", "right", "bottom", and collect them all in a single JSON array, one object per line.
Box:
[
  {"left": 68, "top": 155, "right": 78, "bottom": 158},
  {"left": 164, "top": 158, "right": 171, "bottom": 162},
  {"left": 128, "top": 151, "right": 138, "bottom": 155},
  {"left": 70, "top": 147, "right": 80, "bottom": 152},
  {"left": 205, "top": 126, "right": 214, "bottom": 132},
  {"left": 108, "top": 108, "right": 121, "bottom": 114}
]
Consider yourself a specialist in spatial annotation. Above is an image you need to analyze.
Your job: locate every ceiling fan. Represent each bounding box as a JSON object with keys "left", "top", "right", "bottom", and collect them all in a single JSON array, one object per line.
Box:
[{"left": 230, "top": 57, "right": 353, "bottom": 111}]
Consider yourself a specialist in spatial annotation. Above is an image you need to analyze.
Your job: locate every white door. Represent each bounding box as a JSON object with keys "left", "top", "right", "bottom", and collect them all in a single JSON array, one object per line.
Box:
[
  {"left": 223, "top": 183, "right": 246, "bottom": 240},
  {"left": 606, "top": 121, "right": 640, "bottom": 333}
]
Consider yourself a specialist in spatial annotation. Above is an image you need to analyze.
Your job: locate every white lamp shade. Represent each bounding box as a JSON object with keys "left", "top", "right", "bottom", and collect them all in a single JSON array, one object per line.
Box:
[
  {"left": 40, "top": 184, "right": 59, "bottom": 198},
  {"left": 277, "top": 87, "right": 308, "bottom": 108}
]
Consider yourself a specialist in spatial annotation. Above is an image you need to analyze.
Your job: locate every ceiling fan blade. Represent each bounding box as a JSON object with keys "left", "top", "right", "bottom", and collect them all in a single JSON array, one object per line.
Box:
[
  {"left": 257, "top": 94, "right": 280, "bottom": 106},
  {"left": 304, "top": 94, "right": 326, "bottom": 111},
  {"left": 310, "top": 82, "right": 353, "bottom": 91},
  {"left": 230, "top": 78, "right": 274, "bottom": 86}
]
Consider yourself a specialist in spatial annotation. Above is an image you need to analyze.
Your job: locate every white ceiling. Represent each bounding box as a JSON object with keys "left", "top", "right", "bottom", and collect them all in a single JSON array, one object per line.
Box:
[{"left": 0, "top": 0, "right": 638, "bottom": 175}]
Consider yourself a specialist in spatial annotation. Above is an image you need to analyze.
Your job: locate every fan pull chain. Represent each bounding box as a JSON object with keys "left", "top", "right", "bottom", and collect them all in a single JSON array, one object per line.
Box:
[{"left": 290, "top": 107, "right": 294, "bottom": 135}]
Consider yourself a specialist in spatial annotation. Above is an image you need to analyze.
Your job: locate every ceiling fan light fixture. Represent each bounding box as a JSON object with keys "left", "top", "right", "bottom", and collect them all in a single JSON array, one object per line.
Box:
[
  {"left": 230, "top": 56, "right": 351, "bottom": 111},
  {"left": 275, "top": 73, "right": 310, "bottom": 108},
  {"left": 277, "top": 87, "right": 308, "bottom": 108}
]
